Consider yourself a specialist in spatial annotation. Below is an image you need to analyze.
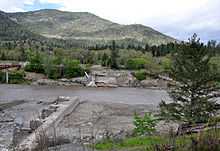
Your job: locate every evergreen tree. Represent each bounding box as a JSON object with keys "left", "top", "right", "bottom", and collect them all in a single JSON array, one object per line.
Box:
[
  {"left": 145, "top": 44, "right": 149, "bottom": 52},
  {"left": 110, "top": 40, "right": 119, "bottom": 69},
  {"left": 101, "top": 53, "right": 109, "bottom": 67},
  {"left": 0, "top": 52, "right": 6, "bottom": 60},
  {"left": 159, "top": 34, "right": 220, "bottom": 124}
]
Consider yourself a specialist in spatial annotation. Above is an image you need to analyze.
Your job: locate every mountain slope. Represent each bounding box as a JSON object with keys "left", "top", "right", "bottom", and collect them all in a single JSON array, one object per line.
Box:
[
  {"left": 7, "top": 9, "right": 119, "bottom": 38},
  {"left": 0, "top": 11, "right": 44, "bottom": 41},
  {"left": 7, "top": 9, "right": 176, "bottom": 45}
]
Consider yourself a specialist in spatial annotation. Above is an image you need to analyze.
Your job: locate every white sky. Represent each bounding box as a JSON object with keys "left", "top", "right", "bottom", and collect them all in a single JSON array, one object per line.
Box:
[{"left": 0, "top": 0, "right": 220, "bottom": 41}]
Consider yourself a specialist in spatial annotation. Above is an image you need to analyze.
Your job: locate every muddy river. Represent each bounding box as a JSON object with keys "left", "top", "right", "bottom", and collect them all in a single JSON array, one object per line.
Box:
[{"left": 0, "top": 84, "right": 170, "bottom": 105}]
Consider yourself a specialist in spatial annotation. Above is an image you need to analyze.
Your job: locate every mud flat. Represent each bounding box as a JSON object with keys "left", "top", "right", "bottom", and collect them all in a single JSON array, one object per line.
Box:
[{"left": 57, "top": 101, "right": 158, "bottom": 141}]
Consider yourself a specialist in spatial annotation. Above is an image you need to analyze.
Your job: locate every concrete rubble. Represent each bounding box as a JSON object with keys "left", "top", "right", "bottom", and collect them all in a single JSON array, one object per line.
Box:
[{"left": 32, "top": 66, "right": 169, "bottom": 88}]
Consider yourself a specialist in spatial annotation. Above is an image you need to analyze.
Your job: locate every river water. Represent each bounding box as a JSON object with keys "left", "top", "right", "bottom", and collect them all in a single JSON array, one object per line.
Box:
[{"left": 0, "top": 84, "right": 170, "bottom": 105}]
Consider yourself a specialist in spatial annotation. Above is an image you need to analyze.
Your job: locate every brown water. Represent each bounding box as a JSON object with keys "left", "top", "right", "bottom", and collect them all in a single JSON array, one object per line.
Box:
[{"left": 0, "top": 84, "right": 170, "bottom": 105}]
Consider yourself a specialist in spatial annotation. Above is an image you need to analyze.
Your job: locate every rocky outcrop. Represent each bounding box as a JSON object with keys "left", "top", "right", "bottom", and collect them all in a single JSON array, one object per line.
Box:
[
  {"left": 140, "top": 79, "right": 168, "bottom": 88},
  {"left": 91, "top": 68, "right": 136, "bottom": 87}
]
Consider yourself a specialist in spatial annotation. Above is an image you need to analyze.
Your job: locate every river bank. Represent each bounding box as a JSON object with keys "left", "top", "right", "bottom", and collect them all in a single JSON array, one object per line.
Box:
[{"left": 22, "top": 64, "right": 170, "bottom": 89}]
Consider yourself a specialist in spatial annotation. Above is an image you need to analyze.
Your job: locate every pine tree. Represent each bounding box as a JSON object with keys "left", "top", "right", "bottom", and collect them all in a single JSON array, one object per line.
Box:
[
  {"left": 160, "top": 34, "right": 220, "bottom": 124},
  {"left": 101, "top": 53, "right": 109, "bottom": 67},
  {"left": 110, "top": 40, "right": 119, "bottom": 69}
]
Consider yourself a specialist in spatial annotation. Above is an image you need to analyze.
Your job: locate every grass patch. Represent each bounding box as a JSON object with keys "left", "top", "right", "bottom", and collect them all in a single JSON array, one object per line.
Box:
[
  {"left": 93, "top": 130, "right": 220, "bottom": 151},
  {"left": 94, "top": 136, "right": 164, "bottom": 150}
]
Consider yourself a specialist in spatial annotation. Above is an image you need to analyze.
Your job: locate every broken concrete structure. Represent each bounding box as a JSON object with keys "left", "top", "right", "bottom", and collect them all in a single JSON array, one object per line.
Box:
[{"left": 15, "top": 97, "right": 80, "bottom": 151}]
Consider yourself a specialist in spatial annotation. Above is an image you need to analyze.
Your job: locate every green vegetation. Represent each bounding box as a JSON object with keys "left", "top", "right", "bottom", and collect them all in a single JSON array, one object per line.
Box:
[
  {"left": 210, "top": 55, "right": 220, "bottom": 81},
  {"left": 25, "top": 50, "right": 44, "bottom": 73},
  {"left": 126, "top": 58, "right": 147, "bottom": 70},
  {"left": 133, "top": 113, "right": 158, "bottom": 136},
  {"left": 63, "top": 59, "right": 84, "bottom": 78},
  {"left": 134, "top": 70, "right": 147, "bottom": 81},
  {"left": 94, "top": 129, "right": 220, "bottom": 151},
  {"left": 110, "top": 40, "right": 119, "bottom": 69},
  {"left": 0, "top": 70, "right": 26, "bottom": 84},
  {"left": 24, "top": 50, "right": 85, "bottom": 79},
  {"left": 159, "top": 56, "right": 172, "bottom": 73},
  {"left": 94, "top": 136, "right": 163, "bottom": 150}
]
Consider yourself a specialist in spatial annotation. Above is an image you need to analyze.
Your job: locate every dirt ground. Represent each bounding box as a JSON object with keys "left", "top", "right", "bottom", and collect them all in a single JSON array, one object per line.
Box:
[{"left": 57, "top": 101, "right": 158, "bottom": 143}]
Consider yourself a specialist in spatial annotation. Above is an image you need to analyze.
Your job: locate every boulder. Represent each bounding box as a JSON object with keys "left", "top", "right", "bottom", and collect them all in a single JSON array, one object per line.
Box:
[{"left": 53, "top": 96, "right": 70, "bottom": 104}]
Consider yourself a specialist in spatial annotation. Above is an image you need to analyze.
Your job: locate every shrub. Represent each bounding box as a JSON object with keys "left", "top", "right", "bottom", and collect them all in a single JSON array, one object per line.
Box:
[
  {"left": 133, "top": 112, "right": 158, "bottom": 136},
  {"left": 63, "top": 59, "right": 84, "bottom": 78},
  {"left": 134, "top": 70, "right": 147, "bottom": 81},
  {"left": 126, "top": 58, "right": 147, "bottom": 70},
  {"left": 43, "top": 55, "right": 62, "bottom": 79}
]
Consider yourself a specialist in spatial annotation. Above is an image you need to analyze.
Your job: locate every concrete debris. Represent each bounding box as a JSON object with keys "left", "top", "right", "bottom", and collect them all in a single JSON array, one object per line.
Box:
[
  {"left": 16, "top": 97, "right": 80, "bottom": 151},
  {"left": 53, "top": 96, "right": 71, "bottom": 104},
  {"left": 41, "top": 107, "right": 56, "bottom": 119},
  {"left": 0, "top": 113, "right": 14, "bottom": 123},
  {"left": 12, "top": 127, "right": 32, "bottom": 146},
  {"left": 30, "top": 119, "right": 42, "bottom": 131}
]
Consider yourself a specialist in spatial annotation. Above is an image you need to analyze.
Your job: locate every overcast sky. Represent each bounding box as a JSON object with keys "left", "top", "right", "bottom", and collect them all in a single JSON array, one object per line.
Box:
[{"left": 0, "top": 0, "right": 219, "bottom": 42}]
